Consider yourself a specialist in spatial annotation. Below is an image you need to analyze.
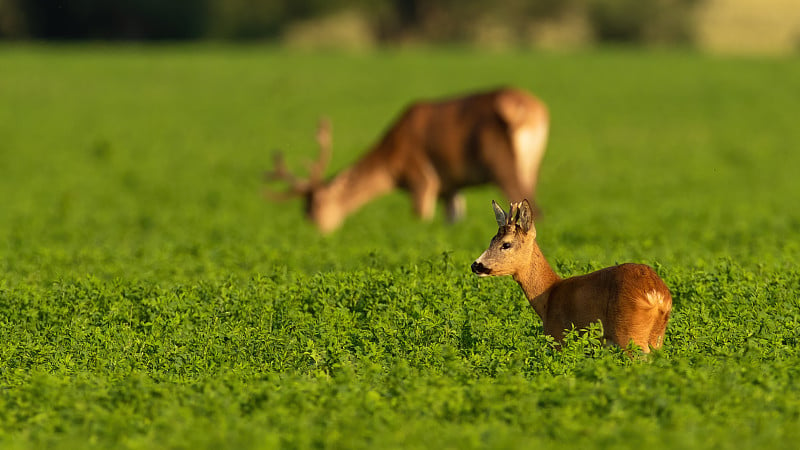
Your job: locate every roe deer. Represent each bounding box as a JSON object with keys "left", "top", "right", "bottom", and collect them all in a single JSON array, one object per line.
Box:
[
  {"left": 265, "top": 87, "right": 549, "bottom": 233},
  {"left": 471, "top": 199, "right": 672, "bottom": 352}
]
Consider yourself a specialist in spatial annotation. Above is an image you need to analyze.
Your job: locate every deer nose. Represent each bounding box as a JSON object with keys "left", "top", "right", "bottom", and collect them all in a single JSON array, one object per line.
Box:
[{"left": 471, "top": 261, "right": 491, "bottom": 275}]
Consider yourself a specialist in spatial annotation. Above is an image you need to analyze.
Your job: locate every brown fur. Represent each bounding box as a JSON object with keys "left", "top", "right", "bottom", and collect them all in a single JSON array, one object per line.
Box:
[
  {"left": 266, "top": 87, "right": 549, "bottom": 233},
  {"left": 472, "top": 200, "right": 672, "bottom": 352}
]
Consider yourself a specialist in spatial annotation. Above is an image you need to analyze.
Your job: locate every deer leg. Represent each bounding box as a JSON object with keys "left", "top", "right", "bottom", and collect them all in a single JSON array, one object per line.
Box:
[
  {"left": 648, "top": 310, "right": 670, "bottom": 350},
  {"left": 406, "top": 157, "right": 440, "bottom": 220},
  {"left": 444, "top": 192, "right": 466, "bottom": 223},
  {"left": 476, "top": 126, "right": 538, "bottom": 215},
  {"left": 493, "top": 171, "right": 526, "bottom": 205},
  {"left": 494, "top": 175, "right": 544, "bottom": 218}
]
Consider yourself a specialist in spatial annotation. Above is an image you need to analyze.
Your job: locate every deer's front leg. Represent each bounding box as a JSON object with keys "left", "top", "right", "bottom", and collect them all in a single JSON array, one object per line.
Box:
[{"left": 405, "top": 157, "right": 440, "bottom": 220}]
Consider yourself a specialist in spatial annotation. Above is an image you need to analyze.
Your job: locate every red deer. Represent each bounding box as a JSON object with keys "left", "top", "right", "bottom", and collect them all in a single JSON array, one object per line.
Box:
[
  {"left": 265, "top": 87, "right": 549, "bottom": 233},
  {"left": 471, "top": 199, "right": 672, "bottom": 353}
]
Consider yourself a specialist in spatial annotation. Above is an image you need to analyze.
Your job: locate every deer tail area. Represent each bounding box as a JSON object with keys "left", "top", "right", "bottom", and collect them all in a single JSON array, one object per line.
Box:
[
  {"left": 641, "top": 289, "right": 672, "bottom": 313},
  {"left": 494, "top": 89, "right": 547, "bottom": 130}
]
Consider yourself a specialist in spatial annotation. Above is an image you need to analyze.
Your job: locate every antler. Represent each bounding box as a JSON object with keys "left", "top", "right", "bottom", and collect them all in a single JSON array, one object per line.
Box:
[
  {"left": 263, "top": 151, "right": 312, "bottom": 199},
  {"left": 507, "top": 202, "right": 520, "bottom": 226},
  {"left": 309, "top": 117, "right": 332, "bottom": 185},
  {"left": 263, "top": 117, "right": 333, "bottom": 200}
]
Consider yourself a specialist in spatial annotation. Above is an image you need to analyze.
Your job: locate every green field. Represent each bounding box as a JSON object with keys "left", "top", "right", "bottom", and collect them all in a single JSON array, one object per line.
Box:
[{"left": 1, "top": 45, "right": 799, "bottom": 449}]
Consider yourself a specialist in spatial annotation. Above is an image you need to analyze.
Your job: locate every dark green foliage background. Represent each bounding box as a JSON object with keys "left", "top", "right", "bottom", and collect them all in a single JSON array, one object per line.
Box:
[{"left": 1, "top": 46, "right": 799, "bottom": 449}]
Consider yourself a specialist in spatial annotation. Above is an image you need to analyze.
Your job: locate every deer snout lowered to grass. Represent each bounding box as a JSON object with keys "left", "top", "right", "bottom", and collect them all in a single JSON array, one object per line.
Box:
[
  {"left": 471, "top": 199, "right": 672, "bottom": 353},
  {"left": 264, "top": 87, "right": 549, "bottom": 234}
]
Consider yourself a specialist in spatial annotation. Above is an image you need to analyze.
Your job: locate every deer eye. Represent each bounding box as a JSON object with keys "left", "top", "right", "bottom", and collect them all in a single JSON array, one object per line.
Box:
[{"left": 501, "top": 242, "right": 512, "bottom": 250}]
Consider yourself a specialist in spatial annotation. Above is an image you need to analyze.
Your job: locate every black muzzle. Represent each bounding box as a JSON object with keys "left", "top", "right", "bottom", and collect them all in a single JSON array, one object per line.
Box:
[{"left": 471, "top": 261, "right": 491, "bottom": 275}]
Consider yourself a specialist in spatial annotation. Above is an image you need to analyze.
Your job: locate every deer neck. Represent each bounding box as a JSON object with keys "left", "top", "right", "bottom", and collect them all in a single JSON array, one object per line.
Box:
[
  {"left": 512, "top": 243, "right": 561, "bottom": 320},
  {"left": 317, "top": 151, "right": 397, "bottom": 220}
]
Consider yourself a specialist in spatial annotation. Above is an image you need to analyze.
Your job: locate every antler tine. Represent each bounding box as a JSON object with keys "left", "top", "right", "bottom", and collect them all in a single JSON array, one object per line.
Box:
[
  {"left": 507, "top": 202, "right": 520, "bottom": 226},
  {"left": 262, "top": 187, "right": 302, "bottom": 202},
  {"left": 263, "top": 151, "right": 295, "bottom": 183},
  {"left": 263, "top": 151, "right": 311, "bottom": 198},
  {"left": 309, "top": 117, "right": 333, "bottom": 184}
]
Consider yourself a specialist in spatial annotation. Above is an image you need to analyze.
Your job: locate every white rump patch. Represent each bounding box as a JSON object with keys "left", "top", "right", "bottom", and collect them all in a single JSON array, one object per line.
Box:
[
  {"left": 513, "top": 124, "right": 547, "bottom": 191},
  {"left": 644, "top": 290, "right": 666, "bottom": 308}
]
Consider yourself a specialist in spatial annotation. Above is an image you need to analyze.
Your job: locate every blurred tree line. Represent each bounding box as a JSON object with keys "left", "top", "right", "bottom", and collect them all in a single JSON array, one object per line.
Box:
[{"left": 0, "top": 0, "right": 702, "bottom": 45}]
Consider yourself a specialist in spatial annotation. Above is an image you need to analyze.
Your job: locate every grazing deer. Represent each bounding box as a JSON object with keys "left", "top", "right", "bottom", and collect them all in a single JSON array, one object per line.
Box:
[
  {"left": 471, "top": 199, "right": 672, "bottom": 353},
  {"left": 265, "top": 87, "right": 549, "bottom": 233}
]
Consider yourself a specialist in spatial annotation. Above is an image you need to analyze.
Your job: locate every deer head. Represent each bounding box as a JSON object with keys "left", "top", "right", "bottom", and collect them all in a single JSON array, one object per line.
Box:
[
  {"left": 471, "top": 199, "right": 537, "bottom": 277},
  {"left": 264, "top": 118, "right": 344, "bottom": 233}
]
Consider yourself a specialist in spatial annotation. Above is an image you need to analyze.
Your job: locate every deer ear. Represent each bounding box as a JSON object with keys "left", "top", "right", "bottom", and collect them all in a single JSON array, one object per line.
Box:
[
  {"left": 491, "top": 200, "right": 506, "bottom": 227},
  {"left": 518, "top": 199, "right": 535, "bottom": 234}
]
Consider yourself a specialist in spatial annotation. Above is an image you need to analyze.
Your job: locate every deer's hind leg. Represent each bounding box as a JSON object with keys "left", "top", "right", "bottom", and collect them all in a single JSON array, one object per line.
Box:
[
  {"left": 648, "top": 309, "right": 671, "bottom": 350},
  {"left": 610, "top": 303, "right": 657, "bottom": 354},
  {"left": 443, "top": 191, "right": 466, "bottom": 223},
  {"left": 478, "top": 125, "right": 541, "bottom": 214}
]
